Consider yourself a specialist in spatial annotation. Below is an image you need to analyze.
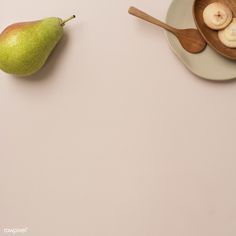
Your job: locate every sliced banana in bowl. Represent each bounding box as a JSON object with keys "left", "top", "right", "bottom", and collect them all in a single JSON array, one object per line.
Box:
[
  {"left": 218, "top": 18, "right": 236, "bottom": 48},
  {"left": 193, "top": 0, "right": 236, "bottom": 60},
  {"left": 203, "top": 2, "right": 233, "bottom": 30}
]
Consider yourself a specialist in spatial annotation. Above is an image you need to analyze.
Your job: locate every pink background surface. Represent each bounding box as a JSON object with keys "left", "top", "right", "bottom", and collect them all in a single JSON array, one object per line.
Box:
[{"left": 1, "top": 0, "right": 236, "bottom": 235}]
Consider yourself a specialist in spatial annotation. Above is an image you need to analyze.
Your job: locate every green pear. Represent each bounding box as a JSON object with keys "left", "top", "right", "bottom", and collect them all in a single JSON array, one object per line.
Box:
[{"left": 0, "top": 15, "right": 75, "bottom": 76}]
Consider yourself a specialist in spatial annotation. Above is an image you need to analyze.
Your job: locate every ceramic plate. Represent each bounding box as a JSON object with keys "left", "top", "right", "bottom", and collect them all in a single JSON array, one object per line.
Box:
[{"left": 165, "top": 0, "right": 236, "bottom": 81}]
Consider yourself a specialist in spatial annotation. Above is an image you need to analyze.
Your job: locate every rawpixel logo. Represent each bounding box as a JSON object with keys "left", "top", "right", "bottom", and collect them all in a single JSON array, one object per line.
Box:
[{"left": 2, "top": 228, "right": 28, "bottom": 234}]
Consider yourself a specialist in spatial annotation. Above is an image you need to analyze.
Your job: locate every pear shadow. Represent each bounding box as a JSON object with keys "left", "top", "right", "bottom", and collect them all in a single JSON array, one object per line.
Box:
[{"left": 13, "top": 33, "right": 70, "bottom": 82}]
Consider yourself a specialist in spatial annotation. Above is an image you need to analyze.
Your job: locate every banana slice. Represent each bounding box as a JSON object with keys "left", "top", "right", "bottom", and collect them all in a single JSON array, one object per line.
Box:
[
  {"left": 203, "top": 2, "right": 232, "bottom": 30},
  {"left": 218, "top": 18, "right": 236, "bottom": 48}
]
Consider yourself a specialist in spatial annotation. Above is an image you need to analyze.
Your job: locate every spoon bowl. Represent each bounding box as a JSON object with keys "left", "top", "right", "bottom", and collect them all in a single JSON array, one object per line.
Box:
[{"left": 176, "top": 28, "right": 207, "bottom": 53}]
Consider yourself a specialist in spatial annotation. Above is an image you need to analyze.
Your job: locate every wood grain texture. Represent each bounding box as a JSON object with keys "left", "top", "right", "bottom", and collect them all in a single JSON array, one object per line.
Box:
[
  {"left": 193, "top": 0, "right": 236, "bottom": 60},
  {"left": 129, "top": 7, "right": 206, "bottom": 54}
]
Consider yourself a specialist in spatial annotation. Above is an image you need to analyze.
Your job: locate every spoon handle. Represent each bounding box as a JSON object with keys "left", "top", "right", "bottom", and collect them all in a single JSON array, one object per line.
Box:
[{"left": 128, "top": 7, "right": 177, "bottom": 34}]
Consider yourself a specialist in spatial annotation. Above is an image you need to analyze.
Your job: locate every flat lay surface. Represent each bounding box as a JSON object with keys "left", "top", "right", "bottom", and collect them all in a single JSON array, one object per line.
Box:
[{"left": 1, "top": 0, "right": 236, "bottom": 235}]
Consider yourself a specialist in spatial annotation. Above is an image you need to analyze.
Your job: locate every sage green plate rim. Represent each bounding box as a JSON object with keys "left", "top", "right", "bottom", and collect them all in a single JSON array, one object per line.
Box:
[{"left": 165, "top": 0, "right": 236, "bottom": 81}]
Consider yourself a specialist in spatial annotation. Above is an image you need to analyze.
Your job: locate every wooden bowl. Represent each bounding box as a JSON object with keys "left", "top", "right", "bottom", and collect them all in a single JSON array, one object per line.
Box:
[{"left": 193, "top": 0, "right": 236, "bottom": 60}]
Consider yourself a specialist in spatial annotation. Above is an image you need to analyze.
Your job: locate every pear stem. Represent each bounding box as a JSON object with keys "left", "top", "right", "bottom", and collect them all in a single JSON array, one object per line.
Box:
[{"left": 61, "top": 15, "right": 76, "bottom": 26}]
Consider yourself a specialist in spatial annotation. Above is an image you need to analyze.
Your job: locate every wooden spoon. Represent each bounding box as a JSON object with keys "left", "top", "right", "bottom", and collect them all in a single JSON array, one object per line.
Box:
[{"left": 129, "top": 6, "right": 207, "bottom": 54}]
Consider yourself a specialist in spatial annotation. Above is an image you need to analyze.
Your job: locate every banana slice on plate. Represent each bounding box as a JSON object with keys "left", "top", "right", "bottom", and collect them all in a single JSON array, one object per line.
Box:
[
  {"left": 203, "top": 2, "right": 232, "bottom": 30},
  {"left": 218, "top": 18, "right": 236, "bottom": 48}
]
